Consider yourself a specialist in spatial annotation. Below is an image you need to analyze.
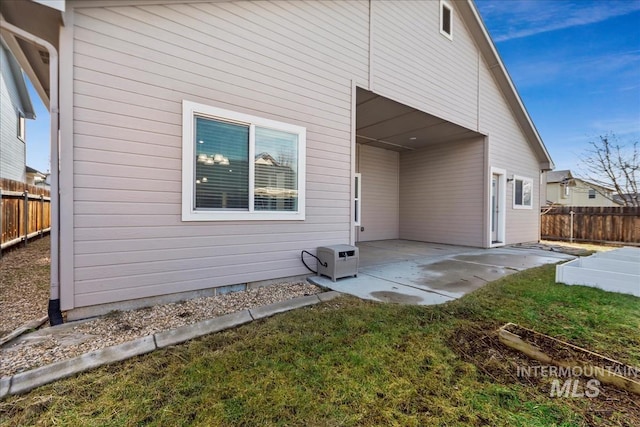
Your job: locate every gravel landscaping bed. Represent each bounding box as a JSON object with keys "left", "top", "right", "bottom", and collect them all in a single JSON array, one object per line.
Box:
[
  {"left": 1, "top": 238, "right": 322, "bottom": 377},
  {"left": 1, "top": 282, "right": 322, "bottom": 377}
]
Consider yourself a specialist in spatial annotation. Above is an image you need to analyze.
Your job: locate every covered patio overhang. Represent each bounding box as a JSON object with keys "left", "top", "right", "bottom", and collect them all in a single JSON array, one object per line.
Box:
[
  {"left": 356, "top": 87, "right": 484, "bottom": 152},
  {"left": 354, "top": 88, "right": 489, "bottom": 247}
]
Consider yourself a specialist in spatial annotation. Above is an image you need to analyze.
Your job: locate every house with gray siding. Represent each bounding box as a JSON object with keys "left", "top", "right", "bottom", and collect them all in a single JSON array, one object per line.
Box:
[
  {"left": 1, "top": 0, "right": 554, "bottom": 321},
  {"left": 0, "top": 37, "right": 34, "bottom": 182}
]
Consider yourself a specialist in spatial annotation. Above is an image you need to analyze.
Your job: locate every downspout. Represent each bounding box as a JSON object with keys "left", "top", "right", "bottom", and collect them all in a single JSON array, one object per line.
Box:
[{"left": 0, "top": 20, "right": 63, "bottom": 325}]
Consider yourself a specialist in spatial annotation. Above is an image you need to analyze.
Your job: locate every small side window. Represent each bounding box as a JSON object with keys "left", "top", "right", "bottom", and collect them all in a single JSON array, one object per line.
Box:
[
  {"left": 513, "top": 175, "right": 533, "bottom": 209},
  {"left": 440, "top": 0, "right": 453, "bottom": 40},
  {"left": 588, "top": 189, "right": 596, "bottom": 199}
]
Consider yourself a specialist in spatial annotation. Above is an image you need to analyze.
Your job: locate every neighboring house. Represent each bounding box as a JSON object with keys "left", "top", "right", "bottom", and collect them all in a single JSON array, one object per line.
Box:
[
  {"left": 546, "top": 170, "right": 620, "bottom": 207},
  {"left": 1, "top": 0, "right": 554, "bottom": 320},
  {"left": 0, "top": 36, "right": 35, "bottom": 182},
  {"left": 25, "top": 165, "right": 49, "bottom": 187}
]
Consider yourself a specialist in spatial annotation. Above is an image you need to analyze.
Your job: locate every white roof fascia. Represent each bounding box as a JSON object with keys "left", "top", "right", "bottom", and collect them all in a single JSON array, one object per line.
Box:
[{"left": 31, "top": 0, "right": 65, "bottom": 13}]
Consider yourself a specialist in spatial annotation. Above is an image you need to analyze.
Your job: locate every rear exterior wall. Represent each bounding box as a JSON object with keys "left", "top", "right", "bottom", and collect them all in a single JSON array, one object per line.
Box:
[
  {"left": 68, "top": 0, "right": 369, "bottom": 309},
  {"left": 65, "top": 0, "right": 545, "bottom": 311},
  {"left": 478, "top": 59, "right": 542, "bottom": 244},
  {"left": 399, "top": 138, "right": 485, "bottom": 247},
  {"left": 357, "top": 144, "right": 399, "bottom": 242}
]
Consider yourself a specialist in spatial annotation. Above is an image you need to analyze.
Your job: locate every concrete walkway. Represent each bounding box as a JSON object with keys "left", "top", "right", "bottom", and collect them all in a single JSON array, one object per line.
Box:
[
  {"left": 0, "top": 291, "right": 341, "bottom": 399},
  {"left": 310, "top": 240, "right": 575, "bottom": 305}
]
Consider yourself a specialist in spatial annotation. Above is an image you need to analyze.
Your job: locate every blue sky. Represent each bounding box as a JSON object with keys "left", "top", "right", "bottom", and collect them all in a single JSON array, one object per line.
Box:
[
  {"left": 475, "top": 0, "right": 640, "bottom": 171},
  {"left": 24, "top": 0, "right": 640, "bottom": 174},
  {"left": 25, "top": 79, "right": 49, "bottom": 173}
]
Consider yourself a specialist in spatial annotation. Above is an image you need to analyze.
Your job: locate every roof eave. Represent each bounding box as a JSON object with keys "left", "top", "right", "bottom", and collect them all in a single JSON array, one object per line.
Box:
[
  {"left": 459, "top": 0, "right": 555, "bottom": 171},
  {"left": 1, "top": 36, "right": 35, "bottom": 119}
]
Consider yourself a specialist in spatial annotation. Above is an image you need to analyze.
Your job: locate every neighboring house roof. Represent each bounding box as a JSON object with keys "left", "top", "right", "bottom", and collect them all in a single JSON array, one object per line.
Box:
[
  {"left": 547, "top": 170, "right": 573, "bottom": 183},
  {"left": 1, "top": 37, "right": 35, "bottom": 119},
  {"left": 26, "top": 165, "right": 48, "bottom": 185},
  {"left": 255, "top": 152, "right": 281, "bottom": 167},
  {"left": 0, "top": 0, "right": 555, "bottom": 171},
  {"left": 614, "top": 193, "right": 639, "bottom": 205},
  {"left": 547, "top": 169, "right": 616, "bottom": 192},
  {"left": 26, "top": 165, "right": 46, "bottom": 176}
]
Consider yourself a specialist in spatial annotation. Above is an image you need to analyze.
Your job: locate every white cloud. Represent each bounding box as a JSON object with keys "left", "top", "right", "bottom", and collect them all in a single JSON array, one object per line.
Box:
[
  {"left": 588, "top": 118, "right": 640, "bottom": 137},
  {"left": 477, "top": 0, "right": 640, "bottom": 42}
]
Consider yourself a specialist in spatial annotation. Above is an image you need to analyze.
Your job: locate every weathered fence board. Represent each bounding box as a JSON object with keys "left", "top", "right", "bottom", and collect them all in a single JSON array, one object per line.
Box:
[
  {"left": 1, "top": 179, "right": 51, "bottom": 252},
  {"left": 541, "top": 206, "right": 640, "bottom": 245}
]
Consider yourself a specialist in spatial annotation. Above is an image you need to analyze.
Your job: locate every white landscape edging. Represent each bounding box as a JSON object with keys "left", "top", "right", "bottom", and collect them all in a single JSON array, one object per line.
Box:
[
  {"left": 0, "top": 291, "right": 341, "bottom": 399},
  {"left": 556, "top": 247, "right": 640, "bottom": 297}
]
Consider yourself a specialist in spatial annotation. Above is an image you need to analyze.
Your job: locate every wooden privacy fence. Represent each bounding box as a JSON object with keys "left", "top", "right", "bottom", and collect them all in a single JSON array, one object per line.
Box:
[
  {"left": 0, "top": 178, "right": 51, "bottom": 254},
  {"left": 541, "top": 206, "right": 640, "bottom": 245}
]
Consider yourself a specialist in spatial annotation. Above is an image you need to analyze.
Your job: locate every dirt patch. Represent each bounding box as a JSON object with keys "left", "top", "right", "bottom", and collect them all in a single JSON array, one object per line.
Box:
[
  {"left": 0, "top": 236, "right": 50, "bottom": 337},
  {"left": 501, "top": 323, "right": 640, "bottom": 383},
  {"left": 450, "top": 322, "right": 640, "bottom": 426}
]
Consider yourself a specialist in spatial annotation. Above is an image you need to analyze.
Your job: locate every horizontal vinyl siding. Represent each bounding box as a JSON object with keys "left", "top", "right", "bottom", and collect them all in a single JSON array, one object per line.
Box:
[
  {"left": 399, "top": 138, "right": 485, "bottom": 247},
  {"left": 0, "top": 46, "right": 26, "bottom": 182},
  {"left": 478, "top": 60, "right": 540, "bottom": 244},
  {"left": 371, "top": 1, "right": 479, "bottom": 131},
  {"left": 546, "top": 183, "right": 562, "bottom": 205},
  {"left": 547, "top": 182, "right": 619, "bottom": 207},
  {"left": 358, "top": 145, "right": 399, "bottom": 241},
  {"left": 71, "top": 1, "right": 369, "bottom": 309}
]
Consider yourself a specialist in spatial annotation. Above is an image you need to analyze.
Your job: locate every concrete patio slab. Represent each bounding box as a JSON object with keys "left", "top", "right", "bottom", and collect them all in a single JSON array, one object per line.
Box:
[
  {"left": 311, "top": 241, "right": 575, "bottom": 305},
  {"left": 356, "top": 240, "right": 473, "bottom": 267},
  {"left": 309, "top": 273, "right": 454, "bottom": 305},
  {"left": 453, "top": 250, "right": 571, "bottom": 271}
]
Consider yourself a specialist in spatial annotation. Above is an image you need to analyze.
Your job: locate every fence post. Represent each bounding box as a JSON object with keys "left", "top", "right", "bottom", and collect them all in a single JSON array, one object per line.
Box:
[
  {"left": 40, "top": 195, "right": 44, "bottom": 238},
  {"left": 23, "top": 190, "right": 29, "bottom": 247},
  {"left": 569, "top": 210, "right": 574, "bottom": 243}
]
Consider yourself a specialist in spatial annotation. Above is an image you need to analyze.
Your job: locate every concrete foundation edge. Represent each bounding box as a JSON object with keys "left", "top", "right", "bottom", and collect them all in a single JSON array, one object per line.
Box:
[{"left": 0, "top": 291, "right": 342, "bottom": 399}]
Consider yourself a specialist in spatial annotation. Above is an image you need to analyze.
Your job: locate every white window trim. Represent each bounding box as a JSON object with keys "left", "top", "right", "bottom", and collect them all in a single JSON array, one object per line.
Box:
[
  {"left": 354, "top": 173, "right": 362, "bottom": 227},
  {"left": 512, "top": 175, "right": 533, "bottom": 210},
  {"left": 182, "top": 100, "right": 306, "bottom": 221},
  {"left": 440, "top": 0, "right": 453, "bottom": 40},
  {"left": 17, "top": 112, "right": 25, "bottom": 141}
]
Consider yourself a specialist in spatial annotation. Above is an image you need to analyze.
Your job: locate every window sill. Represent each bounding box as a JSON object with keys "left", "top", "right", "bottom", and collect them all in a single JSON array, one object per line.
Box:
[{"left": 182, "top": 210, "right": 305, "bottom": 222}]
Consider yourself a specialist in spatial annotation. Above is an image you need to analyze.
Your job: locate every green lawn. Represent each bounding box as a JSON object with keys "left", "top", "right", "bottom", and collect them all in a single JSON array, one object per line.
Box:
[{"left": 2, "top": 265, "right": 639, "bottom": 426}]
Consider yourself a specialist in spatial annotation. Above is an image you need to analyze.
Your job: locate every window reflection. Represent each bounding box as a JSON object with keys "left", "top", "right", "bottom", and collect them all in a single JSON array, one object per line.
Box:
[{"left": 194, "top": 117, "right": 249, "bottom": 210}]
